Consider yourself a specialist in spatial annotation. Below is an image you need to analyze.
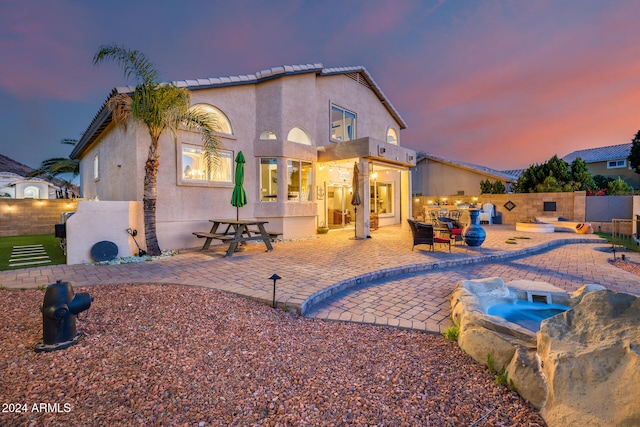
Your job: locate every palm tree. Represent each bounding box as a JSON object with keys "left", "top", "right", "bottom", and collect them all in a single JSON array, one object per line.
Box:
[
  {"left": 93, "top": 44, "right": 221, "bottom": 256},
  {"left": 28, "top": 139, "right": 80, "bottom": 191}
]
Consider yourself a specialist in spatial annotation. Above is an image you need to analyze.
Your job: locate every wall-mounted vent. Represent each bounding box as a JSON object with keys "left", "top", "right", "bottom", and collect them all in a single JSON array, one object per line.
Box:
[{"left": 345, "top": 72, "right": 371, "bottom": 89}]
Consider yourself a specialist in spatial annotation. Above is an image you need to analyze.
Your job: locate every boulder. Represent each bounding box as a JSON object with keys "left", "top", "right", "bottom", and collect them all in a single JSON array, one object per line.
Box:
[{"left": 538, "top": 290, "right": 640, "bottom": 427}]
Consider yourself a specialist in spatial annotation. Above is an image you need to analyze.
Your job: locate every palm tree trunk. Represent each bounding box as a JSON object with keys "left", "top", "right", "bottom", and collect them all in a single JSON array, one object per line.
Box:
[{"left": 143, "top": 138, "right": 162, "bottom": 256}]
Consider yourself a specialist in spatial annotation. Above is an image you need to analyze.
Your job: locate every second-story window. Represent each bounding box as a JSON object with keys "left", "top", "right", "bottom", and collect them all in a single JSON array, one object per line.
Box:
[{"left": 331, "top": 104, "right": 356, "bottom": 142}]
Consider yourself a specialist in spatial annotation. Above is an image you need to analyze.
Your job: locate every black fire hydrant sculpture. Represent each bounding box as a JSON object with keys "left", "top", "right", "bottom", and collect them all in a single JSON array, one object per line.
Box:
[{"left": 35, "top": 280, "right": 92, "bottom": 352}]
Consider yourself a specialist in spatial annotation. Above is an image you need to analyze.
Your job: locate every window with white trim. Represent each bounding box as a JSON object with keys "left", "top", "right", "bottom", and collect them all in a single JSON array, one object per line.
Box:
[
  {"left": 93, "top": 154, "right": 99, "bottom": 180},
  {"left": 189, "top": 104, "right": 233, "bottom": 135},
  {"left": 370, "top": 181, "right": 393, "bottom": 214},
  {"left": 331, "top": 104, "right": 356, "bottom": 141},
  {"left": 287, "top": 127, "right": 312, "bottom": 145},
  {"left": 260, "top": 131, "right": 277, "bottom": 140},
  {"left": 260, "top": 158, "right": 278, "bottom": 202},
  {"left": 287, "top": 160, "right": 312, "bottom": 201},
  {"left": 607, "top": 159, "right": 626, "bottom": 169},
  {"left": 387, "top": 127, "right": 398, "bottom": 145},
  {"left": 181, "top": 144, "right": 233, "bottom": 183}
]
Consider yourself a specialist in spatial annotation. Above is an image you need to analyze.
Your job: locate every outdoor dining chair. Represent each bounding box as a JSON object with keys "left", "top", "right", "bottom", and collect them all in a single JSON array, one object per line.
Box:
[{"left": 407, "top": 219, "right": 451, "bottom": 252}]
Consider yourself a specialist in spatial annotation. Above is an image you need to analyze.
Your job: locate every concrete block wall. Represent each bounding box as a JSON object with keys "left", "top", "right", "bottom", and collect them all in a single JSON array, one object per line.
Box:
[
  {"left": 412, "top": 192, "right": 586, "bottom": 225},
  {"left": 0, "top": 199, "right": 80, "bottom": 237}
]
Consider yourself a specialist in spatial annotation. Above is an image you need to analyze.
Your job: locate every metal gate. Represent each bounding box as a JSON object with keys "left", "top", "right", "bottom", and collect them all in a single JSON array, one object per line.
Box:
[{"left": 585, "top": 196, "right": 632, "bottom": 222}]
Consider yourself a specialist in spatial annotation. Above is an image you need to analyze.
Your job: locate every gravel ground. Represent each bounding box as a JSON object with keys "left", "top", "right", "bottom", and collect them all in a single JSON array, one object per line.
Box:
[{"left": 1, "top": 284, "right": 547, "bottom": 427}]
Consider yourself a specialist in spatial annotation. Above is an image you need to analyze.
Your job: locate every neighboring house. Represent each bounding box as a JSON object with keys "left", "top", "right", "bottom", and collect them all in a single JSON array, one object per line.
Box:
[
  {"left": 411, "top": 152, "right": 518, "bottom": 197},
  {"left": 70, "top": 64, "right": 416, "bottom": 248},
  {"left": 562, "top": 143, "right": 640, "bottom": 189},
  {"left": 0, "top": 172, "right": 59, "bottom": 199}
]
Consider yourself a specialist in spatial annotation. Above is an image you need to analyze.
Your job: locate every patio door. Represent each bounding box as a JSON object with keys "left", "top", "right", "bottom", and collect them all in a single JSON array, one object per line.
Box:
[{"left": 327, "top": 184, "right": 353, "bottom": 228}]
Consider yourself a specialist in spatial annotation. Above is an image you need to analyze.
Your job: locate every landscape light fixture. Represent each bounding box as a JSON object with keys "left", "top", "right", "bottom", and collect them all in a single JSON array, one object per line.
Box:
[{"left": 269, "top": 274, "right": 282, "bottom": 308}]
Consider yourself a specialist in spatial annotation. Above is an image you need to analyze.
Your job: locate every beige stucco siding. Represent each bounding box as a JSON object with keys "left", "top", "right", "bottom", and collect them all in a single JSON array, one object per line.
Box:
[
  {"left": 315, "top": 74, "right": 399, "bottom": 147},
  {"left": 80, "top": 121, "right": 142, "bottom": 201}
]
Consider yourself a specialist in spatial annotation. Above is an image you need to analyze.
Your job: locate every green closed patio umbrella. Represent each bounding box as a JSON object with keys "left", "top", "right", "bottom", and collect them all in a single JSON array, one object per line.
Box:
[
  {"left": 231, "top": 151, "right": 247, "bottom": 220},
  {"left": 350, "top": 162, "right": 362, "bottom": 239}
]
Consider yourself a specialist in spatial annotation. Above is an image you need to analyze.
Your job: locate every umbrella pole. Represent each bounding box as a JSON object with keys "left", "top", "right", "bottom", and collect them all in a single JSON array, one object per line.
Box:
[{"left": 354, "top": 206, "right": 357, "bottom": 238}]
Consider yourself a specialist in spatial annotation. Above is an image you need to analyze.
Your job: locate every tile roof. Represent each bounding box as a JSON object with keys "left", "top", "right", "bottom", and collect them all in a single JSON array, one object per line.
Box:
[
  {"left": 416, "top": 152, "right": 519, "bottom": 181},
  {"left": 72, "top": 64, "right": 406, "bottom": 160},
  {"left": 561, "top": 143, "right": 631, "bottom": 164}
]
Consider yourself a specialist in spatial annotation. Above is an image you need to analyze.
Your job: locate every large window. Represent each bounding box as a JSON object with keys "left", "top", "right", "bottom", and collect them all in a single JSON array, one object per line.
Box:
[
  {"left": 331, "top": 105, "right": 356, "bottom": 141},
  {"left": 181, "top": 144, "right": 233, "bottom": 183},
  {"left": 260, "top": 158, "right": 278, "bottom": 202},
  {"left": 189, "top": 104, "right": 233, "bottom": 135},
  {"left": 287, "top": 160, "right": 312, "bottom": 201},
  {"left": 370, "top": 181, "right": 393, "bottom": 214}
]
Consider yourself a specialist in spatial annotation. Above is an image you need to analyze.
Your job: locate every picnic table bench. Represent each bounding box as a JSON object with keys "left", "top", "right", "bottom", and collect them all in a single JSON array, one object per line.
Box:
[{"left": 193, "top": 219, "right": 277, "bottom": 257}]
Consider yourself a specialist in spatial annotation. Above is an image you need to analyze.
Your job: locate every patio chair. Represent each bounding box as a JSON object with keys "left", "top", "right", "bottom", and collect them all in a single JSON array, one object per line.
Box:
[
  {"left": 407, "top": 219, "right": 451, "bottom": 252},
  {"left": 433, "top": 217, "right": 464, "bottom": 245},
  {"left": 478, "top": 203, "right": 495, "bottom": 224}
]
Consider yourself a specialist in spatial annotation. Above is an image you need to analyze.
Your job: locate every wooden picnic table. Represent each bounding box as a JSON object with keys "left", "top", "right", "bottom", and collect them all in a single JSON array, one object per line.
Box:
[{"left": 193, "top": 219, "right": 275, "bottom": 257}]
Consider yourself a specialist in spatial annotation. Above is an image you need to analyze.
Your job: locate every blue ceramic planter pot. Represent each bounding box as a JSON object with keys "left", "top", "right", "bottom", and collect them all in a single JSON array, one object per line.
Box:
[{"left": 463, "top": 209, "right": 486, "bottom": 247}]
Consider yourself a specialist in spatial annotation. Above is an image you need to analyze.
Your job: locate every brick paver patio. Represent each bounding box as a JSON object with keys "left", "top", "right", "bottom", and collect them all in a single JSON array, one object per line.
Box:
[{"left": 2, "top": 224, "right": 638, "bottom": 333}]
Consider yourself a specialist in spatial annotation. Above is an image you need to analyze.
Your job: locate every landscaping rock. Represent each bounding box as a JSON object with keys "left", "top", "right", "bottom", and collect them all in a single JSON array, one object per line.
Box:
[{"left": 538, "top": 289, "right": 640, "bottom": 427}]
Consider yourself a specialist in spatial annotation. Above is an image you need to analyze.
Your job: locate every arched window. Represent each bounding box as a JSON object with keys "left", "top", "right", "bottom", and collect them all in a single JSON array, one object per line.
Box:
[
  {"left": 24, "top": 186, "right": 40, "bottom": 199},
  {"left": 260, "top": 131, "right": 277, "bottom": 140},
  {"left": 387, "top": 127, "right": 398, "bottom": 145},
  {"left": 287, "top": 127, "right": 312, "bottom": 146},
  {"left": 189, "top": 104, "right": 233, "bottom": 135}
]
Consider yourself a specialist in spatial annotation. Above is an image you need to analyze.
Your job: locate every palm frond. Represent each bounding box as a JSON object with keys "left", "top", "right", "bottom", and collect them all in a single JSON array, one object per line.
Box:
[
  {"left": 93, "top": 44, "right": 159, "bottom": 85},
  {"left": 179, "top": 107, "right": 223, "bottom": 171}
]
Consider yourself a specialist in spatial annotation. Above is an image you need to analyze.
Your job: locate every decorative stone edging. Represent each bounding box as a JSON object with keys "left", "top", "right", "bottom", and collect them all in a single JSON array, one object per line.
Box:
[{"left": 300, "top": 238, "right": 603, "bottom": 316}]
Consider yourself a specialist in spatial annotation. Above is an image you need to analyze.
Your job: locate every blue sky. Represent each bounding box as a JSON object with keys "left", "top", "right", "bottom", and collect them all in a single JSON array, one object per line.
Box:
[{"left": 2, "top": 0, "right": 640, "bottom": 170}]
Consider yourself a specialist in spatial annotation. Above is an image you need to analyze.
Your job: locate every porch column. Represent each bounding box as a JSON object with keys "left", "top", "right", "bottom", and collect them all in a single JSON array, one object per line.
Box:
[{"left": 357, "top": 158, "right": 370, "bottom": 239}]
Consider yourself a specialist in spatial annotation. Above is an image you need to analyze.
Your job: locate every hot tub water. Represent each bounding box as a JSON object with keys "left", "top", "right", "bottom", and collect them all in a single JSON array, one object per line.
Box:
[{"left": 487, "top": 300, "right": 570, "bottom": 332}]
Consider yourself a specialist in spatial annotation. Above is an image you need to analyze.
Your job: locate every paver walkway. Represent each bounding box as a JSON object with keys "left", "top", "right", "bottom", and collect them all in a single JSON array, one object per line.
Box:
[{"left": 2, "top": 225, "right": 638, "bottom": 333}]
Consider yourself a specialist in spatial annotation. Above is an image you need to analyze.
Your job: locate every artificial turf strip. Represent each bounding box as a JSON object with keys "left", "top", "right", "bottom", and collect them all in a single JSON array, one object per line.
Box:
[{"left": 0, "top": 234, "right": 66, "bottom": 271}]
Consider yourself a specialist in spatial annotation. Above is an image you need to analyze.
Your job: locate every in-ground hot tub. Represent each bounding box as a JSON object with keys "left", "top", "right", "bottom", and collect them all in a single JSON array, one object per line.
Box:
[
  {"left": 486, "top": 300, "right": 570, "bottom": 332},
  {"left": 516, "top": 222, "right": 555, "bottom": 233}
]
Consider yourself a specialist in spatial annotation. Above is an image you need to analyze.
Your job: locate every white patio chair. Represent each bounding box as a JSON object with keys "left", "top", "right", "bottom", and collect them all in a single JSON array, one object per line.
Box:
[{"left": 478, "top": 203, "right": 494, "bottom": 224}]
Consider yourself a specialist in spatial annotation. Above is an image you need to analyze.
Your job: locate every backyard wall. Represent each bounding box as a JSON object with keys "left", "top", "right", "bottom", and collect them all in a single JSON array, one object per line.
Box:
[
  {"left": 412, "top": 192, "right": 587, "bottom": 225},
  {"left": 0, "top": 198, "right": 81, "bottom": 237}
]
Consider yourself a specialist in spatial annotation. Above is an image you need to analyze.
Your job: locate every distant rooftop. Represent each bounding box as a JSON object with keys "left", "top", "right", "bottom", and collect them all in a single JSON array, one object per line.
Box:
[
  {"left": 562, "top": 143, "right": 631, "bottom": 164},
  {"left": 416, "top": 152, "right": 520, "bottom": 182}
]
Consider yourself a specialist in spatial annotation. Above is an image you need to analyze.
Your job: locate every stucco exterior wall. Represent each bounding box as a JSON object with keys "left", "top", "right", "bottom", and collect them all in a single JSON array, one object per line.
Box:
[
  {"left": 315, "top": 74, "right": 400, "bottom": 147},
  {"left": 79, "top": 121, "right": 142, "bottom": 201},
  {"left": 412, "top": 159, "right": 507, "bottom": 197},
  {"left": 65, "top": 200, "right": 144, "bottom": 265},
  {"left": 588, "top": 161, "right": 640, "bottom": 189},
  {"left": 75, "top": 67, "right": 411, "bottom": 249}
]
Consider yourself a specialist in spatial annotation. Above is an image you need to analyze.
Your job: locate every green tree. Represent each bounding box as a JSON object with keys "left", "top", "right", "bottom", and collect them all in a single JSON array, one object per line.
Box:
[
  {"left": 514, "top": 155, "right": 593, "bottom": 193},
  {"left": 491, "top": 180, "right": 506, "bottom": 194},
  {"left": 628, "top": 130, "right": 640, "bottom": 173},
  {"left": 592, "top": 174, "right": 610, "bottom": 190},
  {"left": 93, "top": 44, "right": 222, "bottom": 256},
  {"left": 607, "top": 177, "right": 633, "bottom": 195},
  {"left": 569, "top": 158, "right": 596, "bottom": 191},
  {"left": 480, "top": 179, "right": 493, "bottom": 194}
]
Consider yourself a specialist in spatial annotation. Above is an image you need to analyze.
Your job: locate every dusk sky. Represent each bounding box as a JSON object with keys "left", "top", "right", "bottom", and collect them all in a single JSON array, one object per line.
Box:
[{"left": 2, "top": 0, "right": 640, "bottom": 171}]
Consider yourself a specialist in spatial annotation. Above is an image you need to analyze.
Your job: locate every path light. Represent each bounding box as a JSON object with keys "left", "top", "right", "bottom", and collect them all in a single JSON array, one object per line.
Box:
[{"left": 269, "top": 274, "right": 281, "bottom": 308}]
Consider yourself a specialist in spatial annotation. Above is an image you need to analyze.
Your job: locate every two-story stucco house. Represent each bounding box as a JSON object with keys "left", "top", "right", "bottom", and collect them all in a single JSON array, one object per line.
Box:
[
  {"left": 70, "top": 64, "right": 416, "bottom": 250},
  {"left": 562, "top": 143, "right": 640, "bottom": 190}
]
